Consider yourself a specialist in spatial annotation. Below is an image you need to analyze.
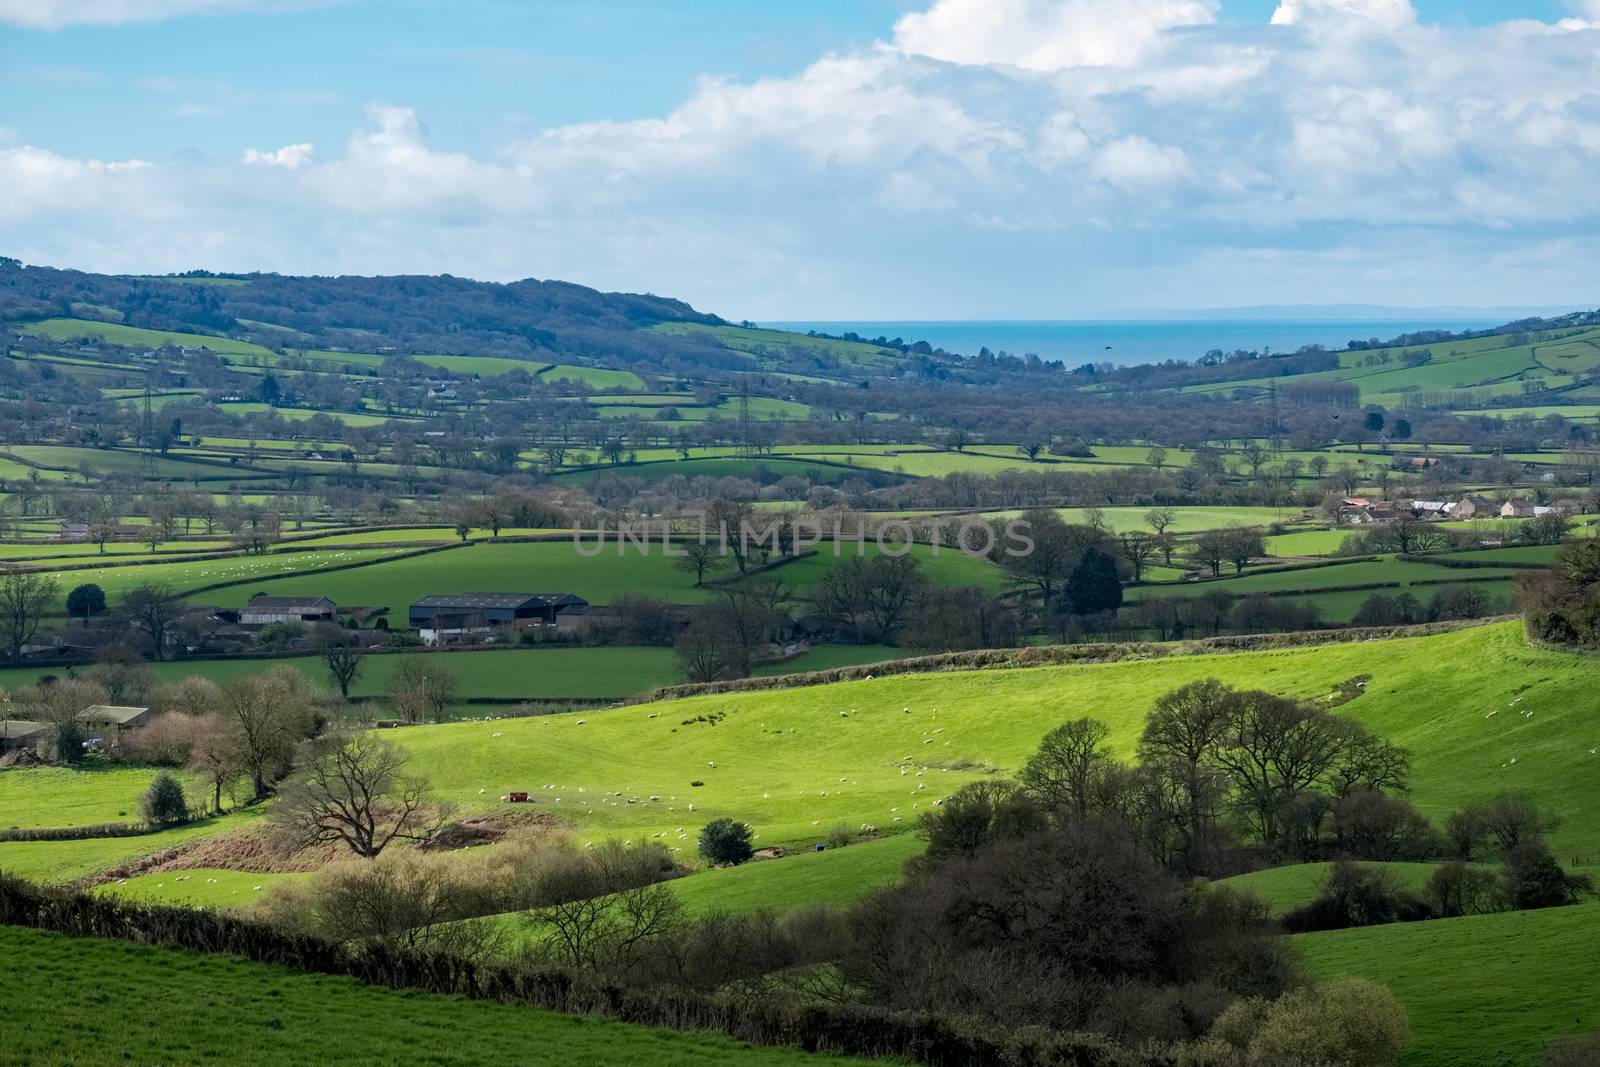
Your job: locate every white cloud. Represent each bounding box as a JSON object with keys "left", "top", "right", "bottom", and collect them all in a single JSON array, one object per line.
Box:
[
  {"left": 5, "top": 0, "right": 1600, "bottom": 316},
  {"left": 1270, "top": 0, "right": 1416, "bottom": 28},
  {"left": 241, "top": 142, "right": 314, "bottom": 168},
  {"left": 0, "top": 0, "right": 327, "bottom": 29},
  {"left": 892, "top": 0, "right": 1218, "bottom": 70}
]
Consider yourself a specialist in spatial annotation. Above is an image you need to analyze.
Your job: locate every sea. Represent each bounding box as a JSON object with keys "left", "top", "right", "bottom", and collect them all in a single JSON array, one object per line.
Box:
[{"left": 767, "top": 318, "right": 1512, "bottom": 367}]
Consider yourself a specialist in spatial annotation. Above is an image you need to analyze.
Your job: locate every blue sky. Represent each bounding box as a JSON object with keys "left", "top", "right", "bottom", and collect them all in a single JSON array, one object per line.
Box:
[{"left": 2, "top": 0, "right": 1597, "bottom": 318}]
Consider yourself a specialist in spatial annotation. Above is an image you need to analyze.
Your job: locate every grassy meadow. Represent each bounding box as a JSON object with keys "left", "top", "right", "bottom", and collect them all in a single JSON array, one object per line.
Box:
[{"left": 0, "top": 926, "right": 861, "bottom": 1067}]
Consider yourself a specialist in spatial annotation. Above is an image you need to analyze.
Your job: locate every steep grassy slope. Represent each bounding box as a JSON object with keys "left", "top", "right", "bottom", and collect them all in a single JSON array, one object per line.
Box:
[
  {"left": 385, "top": 622, "right": 1600, "bottom": 856},
  {"left": 1298, "top": 902, "right": 1600, "bottom": 1067},
  {"left": 0, "top": 926, "right": 863, "bottom": 1067}
]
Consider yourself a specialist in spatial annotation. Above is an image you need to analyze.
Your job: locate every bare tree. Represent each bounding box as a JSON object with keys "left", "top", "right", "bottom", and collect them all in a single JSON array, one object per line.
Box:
[
  {"left": 1018, "top": 718, "right": 1112, "bottom": 817},
  {"left": 673, "top": 538, "right": 726, "bottom": 587},
  {"left": 322, "top": 640, "right": 366, "bottom": 700},
  {"left": 271, "top": 731, "right": 448, "bottom": 858},
  {"left": 121, "top": 583, "right": 183, "bottom": 661},
  {"left": 216, "top": 667, "right": 317, "bottom": 800},
  {"left": 0, "top": 569, "right": 60, "bottom": 660},
  {"left": 1117, "top": 530, "right": 1160, "bottom": 583},
  {"left": 1145, "top": 506, "right": 1177, "bottom": 536},
  {"left": 386, "top": 654, "right": 458, "bottom": 723}
]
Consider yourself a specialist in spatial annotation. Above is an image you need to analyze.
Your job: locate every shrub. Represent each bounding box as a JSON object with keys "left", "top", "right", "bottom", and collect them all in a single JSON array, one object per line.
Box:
[
  {"left": 1330, "top": 789, "right": 1439, "bottom": 861},
  {"left": 1281, "top": 860, "right": 1433, "bottom": 933},
  {"left": 697, "top": 818, "right": 754, "bottom": 866},
  {"left": 119, "top": 712, "right": 203, "bottom": 766},
  {"left": 1243, "top": 978, "right": 1410, "bottom": 1066},
  {"left": 1424, "top": 860, "right": 1500, "bottom": 918},
  {"left": 917, "top": 779, "right": 1044, "bottom": 865},
  {"left": 1503, "top": 841, "right": 1593, "bottom": 910},
  {"left": 138, "top": 772, "right": 191, "bottom": 829},
  {"left": 825, "top": 824, "right": 855, "bottom": 850}
]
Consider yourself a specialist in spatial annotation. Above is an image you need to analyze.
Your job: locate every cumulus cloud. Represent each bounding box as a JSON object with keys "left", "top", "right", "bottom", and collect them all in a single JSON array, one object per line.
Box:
[
  {"left": 0, "top": 0, "right": 327, "bottom": 29},
  {"left": 241, "top": 143, "right": 315, "bottom": 168},
  {"left": 892, "top": 0, "right": 1218, "bottom": 70},
  {"left": 6, "top": 0, "right": 1600, "bottom": 316},
  {"left": 1270, "top": 0, "right": 1416, "bottom": 28}
]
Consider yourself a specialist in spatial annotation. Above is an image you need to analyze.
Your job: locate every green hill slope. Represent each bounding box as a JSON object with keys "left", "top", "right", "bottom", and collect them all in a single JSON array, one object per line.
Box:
[
  {"left": 383, "top": 621, "right": 1600, "bottom": 856},
  {"left": 1298, "top": 902, "right": 1600, "bottom": 1067},
  {"left": 0, "top": 926, "right": 862, "bottom": 1067}
]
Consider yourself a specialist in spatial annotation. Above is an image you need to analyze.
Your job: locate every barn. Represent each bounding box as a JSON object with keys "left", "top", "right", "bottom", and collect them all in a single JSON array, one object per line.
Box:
[{"left": 408, "top": 593, "right": 588, "bottom": 645}]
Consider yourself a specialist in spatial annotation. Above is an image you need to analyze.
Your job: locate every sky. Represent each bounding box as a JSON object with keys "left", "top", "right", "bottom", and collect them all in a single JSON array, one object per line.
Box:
[{"left": 2, "top": 0, "right": 1598, "bottom": 319}]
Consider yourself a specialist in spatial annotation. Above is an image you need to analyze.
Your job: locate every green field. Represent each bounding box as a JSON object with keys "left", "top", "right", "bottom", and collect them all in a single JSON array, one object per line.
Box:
[
  {"left": 368, "top": 622, "right": 1600, "bottom": 858},
  {"left": 539, "top": 364, "right": 647, "bottom": 390},
  {"left": 19, "top": 317, "right": 275, "bottom": 358},
  {"left": 90, "top": 868, "right": 303, "bottom": 909},
  {"left": 1218, "top": 861, "right": 1444, "bottom": 914},
  {"left": 167, "top": 539, "right": 1005, "bottom": 614},
  {"left": 1265, "top": 529, "right": 1352, "bottom": 557},
  {"left": 0, "top": 812, "right": 261, "bottom": 884},
  {"left": 0, "top": 926, "right": 858, "bottom": 1067},
  {"left": 414, "top": 353, "right": 543, "bottom": 376},
  {"left": 0, "top": 767, "right": 162, "bottom": 829},
  {"left": 981, "top": 505, "right": 1301, "bottom": 534},
  {"left": 1128, "top": 555, "right": 1528, "bottom": 619},
  {"left": 0, "top": 644, "right": 910, "bottom": 706},
  {"left": 1299, "top": 902, "right": 1600, "bottom": 1067},
  {"left": 668, "top": 833, "right": 922, "bottom": 916},
  {"left": 29, "top": 546, "right": 420, "bottom": 604},
  {"left": 216, "top": 403, "right": 414, "bottom": 427}
]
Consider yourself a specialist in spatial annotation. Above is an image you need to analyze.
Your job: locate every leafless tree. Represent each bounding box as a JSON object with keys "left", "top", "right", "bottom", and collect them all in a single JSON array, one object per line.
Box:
[
  {"left": 0, "top": 569, "right": 60, "bottom": 659},
  {"left": 386, "top": 654, "right": 458, "bottom": 723},
  {"left": 271, "top": 731, "right": 449, "bottom": 858}
]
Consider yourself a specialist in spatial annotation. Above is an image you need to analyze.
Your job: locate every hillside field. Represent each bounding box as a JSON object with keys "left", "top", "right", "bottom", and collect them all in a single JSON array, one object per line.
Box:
[
  {"left": 0, "top": 926, "right": 860, "bottom": 1067},
  {"left": 363, "top": 622, "right": 1600, "bottom": 857}
]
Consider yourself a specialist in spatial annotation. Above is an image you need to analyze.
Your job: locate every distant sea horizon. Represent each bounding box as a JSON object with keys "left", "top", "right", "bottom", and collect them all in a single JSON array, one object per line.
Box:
[{"left": 765, "top": 317, "right": 1516, "bottom": 367}]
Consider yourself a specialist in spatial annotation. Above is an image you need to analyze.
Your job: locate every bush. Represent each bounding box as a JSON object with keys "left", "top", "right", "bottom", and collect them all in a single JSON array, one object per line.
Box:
[
  {"left": 825, "top": 824, "right": 855, "bottom": 850},
  {"left": 138, "top": 772, "right": 190, "bottom": 829},
  {"left": 1282, "top": 860, "right": 1433, "bottom": 933},
  {"left": 917, "top": 779, "right": 1044, "bottom": 865},
  {"left": 1503, "top": 841, "right": 1593, "bottom": 910},
  {"left": 697, "top": 818, "right": 754, "bottom": 866},
  {"left": 1330, "top": 789, "right": 1439, "bottom": 861},
  {"left": 1424, "top": 861, "right": 1500, "bottom": 918},
  {"left": 1234, "top": 978, "right": 1410, "bottom": 1066}
]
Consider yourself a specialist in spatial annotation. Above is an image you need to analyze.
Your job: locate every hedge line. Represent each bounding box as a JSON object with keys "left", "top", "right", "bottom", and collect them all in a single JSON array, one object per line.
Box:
[
  {"left": 640, "top": 617, "right": 1510, "bottom": 702},
  {"left": 1395, "top": 552, "right": 1550, "bottom": 570},
  {"left": 0, "top": 875, "right": 1226, "bottom": 1067},
  {"left": 0, "top": 822, "right": 148, "bottom": 842}
]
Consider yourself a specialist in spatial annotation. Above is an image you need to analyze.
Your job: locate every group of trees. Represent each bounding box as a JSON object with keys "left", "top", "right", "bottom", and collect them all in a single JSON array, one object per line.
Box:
[
  {"left": 921, "top": 680, "right": 1413, "bottom": 875},
  {"left": 1518, "top": 540, "right": 1600, "bottom": 648}
]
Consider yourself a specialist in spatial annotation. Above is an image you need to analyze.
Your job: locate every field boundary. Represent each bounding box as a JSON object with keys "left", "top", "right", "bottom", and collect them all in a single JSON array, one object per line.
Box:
[
  {"left": 0, "top": 874, "right": 1183, "bottom": 1067},
  {"left": 637, "top": 616, "right": 1514, "bottom": 702}
]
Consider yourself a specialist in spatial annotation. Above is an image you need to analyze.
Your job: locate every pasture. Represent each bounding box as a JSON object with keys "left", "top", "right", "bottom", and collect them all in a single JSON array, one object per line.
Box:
[
  {"left": 0, "top": 926, "right": 856, "bottom": 1067},
  {"left": 1299, "top": 902, "right": 1600, "bottom": 1067},
  {"left": 378, "top": 622, "right": 1600, "bottom": 857},
  {"left": 0, "top": 643, "right": 910, "bottom": 707}
]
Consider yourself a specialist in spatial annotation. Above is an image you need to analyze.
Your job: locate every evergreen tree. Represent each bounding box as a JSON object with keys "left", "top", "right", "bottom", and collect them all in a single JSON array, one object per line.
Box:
[{"left": 1064, "top": 549, "right": 1124, "bottom": 616}]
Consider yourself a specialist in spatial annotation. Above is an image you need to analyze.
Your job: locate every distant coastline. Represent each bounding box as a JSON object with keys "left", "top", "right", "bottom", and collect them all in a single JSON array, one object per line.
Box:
[{"left": 767, "top": 317, "right": 1513, "bottom": 365}]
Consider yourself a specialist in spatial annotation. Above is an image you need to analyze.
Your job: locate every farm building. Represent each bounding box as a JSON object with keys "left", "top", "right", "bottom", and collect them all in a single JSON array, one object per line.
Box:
[
  {"left": 408, "top": 592, "right": 588, "bottom": 645},
  {"left": 1451, "top": 495, "right": 1500, "bottom": 519},
  {"left": 0, "top": 720, "right": 48, "bottom": 756},
  {"left": 239, "top": 595, "right": 338, "bottom": 625},
  {"left": 75, "top": 705, "right": 151, "bottom": 746}
]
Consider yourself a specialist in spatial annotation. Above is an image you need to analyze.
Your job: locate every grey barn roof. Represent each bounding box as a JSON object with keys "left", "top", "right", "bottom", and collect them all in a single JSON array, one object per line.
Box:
[
  {"left": 77, "top": 705, "right": 150, "bottom": 726},
  {"left": 0, "top": 720, "right": 48, "bottom": 739},
  {"left": 411, "top": 593, "right": 586, "bottom": 611},
  {"left": 244, "top": 596, "right": 336, "bottom": 610}
]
